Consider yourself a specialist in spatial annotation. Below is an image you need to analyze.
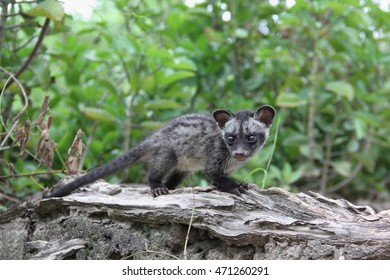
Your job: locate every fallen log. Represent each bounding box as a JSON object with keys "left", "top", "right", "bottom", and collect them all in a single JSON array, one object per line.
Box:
[{"left": 1, "top": 181, "right": 389, "bottom": 259}]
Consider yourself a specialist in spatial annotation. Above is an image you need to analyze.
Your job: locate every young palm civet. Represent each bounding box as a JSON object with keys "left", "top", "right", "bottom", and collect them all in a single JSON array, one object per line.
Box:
[{"left": 44, "top": 105, "right": 275, "bottom": 198}]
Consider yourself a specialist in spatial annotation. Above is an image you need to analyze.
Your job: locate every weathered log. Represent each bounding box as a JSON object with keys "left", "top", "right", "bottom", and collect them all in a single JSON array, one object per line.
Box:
[{"left": 1, "top": 181, "right": 389, "bottom": 260}]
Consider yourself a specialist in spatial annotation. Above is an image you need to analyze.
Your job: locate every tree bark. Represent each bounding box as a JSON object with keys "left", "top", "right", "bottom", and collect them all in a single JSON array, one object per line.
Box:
[{"left": 1, "top": 182, "right": 389, "bottom": 260}]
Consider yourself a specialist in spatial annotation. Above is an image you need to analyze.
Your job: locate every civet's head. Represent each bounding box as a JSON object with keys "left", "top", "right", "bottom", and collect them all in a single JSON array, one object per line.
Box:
[{"left": 213, "top": 105, "right": 275, "bottom": 161}]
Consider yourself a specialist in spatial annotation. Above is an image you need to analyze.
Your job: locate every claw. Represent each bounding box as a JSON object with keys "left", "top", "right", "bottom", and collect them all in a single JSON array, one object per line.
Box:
[
  {"left": 225, "top": 182, "right": 251, "bottom": 196},
  {"left": 152, "top": 186, "right": 169, "bottom": 197},
  {"left": 238, "top": 182, "right": 251, "bottom": 193}
]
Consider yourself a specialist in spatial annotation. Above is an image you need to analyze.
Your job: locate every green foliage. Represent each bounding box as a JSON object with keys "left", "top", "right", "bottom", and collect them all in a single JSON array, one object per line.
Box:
[
  {"left": 1, "top": 0, "right": 390, "bottom": 208},
  {"left": 26, "top": 0, "right": 65, "bottom": 22}
]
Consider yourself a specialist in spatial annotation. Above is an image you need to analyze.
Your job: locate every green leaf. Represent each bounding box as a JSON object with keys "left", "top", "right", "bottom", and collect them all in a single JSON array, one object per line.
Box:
[
  {"left": 79, "top": 106, "right": 117, "bottom": 123},
  {"left": 354, "top": 111, "right": 380, "bottom": 127},
  {"left": 300, "top": 163, "right": 321, "bottom": 177},
  {"left": 167, "top": 57, "right": 197, "bottom": 71},
  {"left": 276, "top": 92, "right": 307, "bottom": 107},
  {"left": 145, "top": 100, "right": 181, "bottom": 110},
  {"left": 167, "top": 11, "right": 189, "bottom": 33},
  {"left": 245, "top": 76, "right": 264, "bottom": 91},
  {"left": 331, "top": 161, "right": 352, "bottom": 177},
  {"left": 353, "top": 118, "right": 367, "bottom": 140},
  {"left": 77, "top": 27, "right": 98, "bottom": 36},
  {"left": 325, "top": 81, "right": 354, "bottom": 101},
  {"left": 97, "top": 79, "right": 117, "bottom": 95},
  {"left": 140, "top": 76, "right": 156, "bottom": 92},
  {"left": 257, "top": 3, "right": 280, "bottom": 17},
  {"left": 354, "top": 153, "right": 376, "bottom": 173},
  {"left": 146, "top": 45, "right": 171, "bottom": 61},
  {"left": 282, "top": 163, "right": 303, "bottom": 184},
  {"left": 161, "top": 70, "right": 195, "bottom": 86},
  {"left": 345, "top": 9, "right": 373, "bottom": 28},
  {"left": 279, "top": 13, "right": 301, "bottom": 28},
  {"left": 26, "top": 0, "right": 65, "bottom": 22},
  {"left": 299, "top": 144, "right": 323, "bottom": 160},
  {"left": 234, "top": 28, "right": 249, "bottom": 39},
  {"left": 204, "top": 27, "right": 224, "bottom": 43},
  {"left": 31, "top": 62, "right": 51, "bottom": 89},
  {"left": 127, "top": 35, "right": 142, "bottom": 53},
  {"left": 325, "top": 1, "right": 346, "bottom": 16},
  {"left": 269, "top": 165, "right": 283, "bottom": 180},
  {"left": 282, "top": 133, "right": 308, "bottom": 147},
  {"left": 347, "top": 139, "right": 359, "bottom": 153},
  {"left": 140, "top": 121, "right": 164, "bottom": 130}
]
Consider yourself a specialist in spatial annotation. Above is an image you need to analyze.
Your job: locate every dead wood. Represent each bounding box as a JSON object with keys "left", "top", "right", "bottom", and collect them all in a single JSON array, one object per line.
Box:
[{"left": 1, "top": 182, "right": 389, "bottom": 260}]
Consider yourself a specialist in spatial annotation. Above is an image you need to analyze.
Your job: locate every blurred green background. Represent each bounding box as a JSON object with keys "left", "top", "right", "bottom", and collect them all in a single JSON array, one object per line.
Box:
[{"left": 1, "top": 0, "right": 390, "bottom": 210}]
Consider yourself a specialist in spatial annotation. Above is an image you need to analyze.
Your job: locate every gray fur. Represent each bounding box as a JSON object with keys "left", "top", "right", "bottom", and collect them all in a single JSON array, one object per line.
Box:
[{"left": 44, "top": 105, "right": 275, "bottom": 198}]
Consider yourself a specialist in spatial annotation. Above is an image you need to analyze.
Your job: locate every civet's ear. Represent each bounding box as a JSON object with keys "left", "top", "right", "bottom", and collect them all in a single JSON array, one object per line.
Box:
[
  {"left": 213, "top": 109, "right": 234, "bottom": 129},
  {"left": 254, "top": 105, "right": 276, "bottom": 127}
]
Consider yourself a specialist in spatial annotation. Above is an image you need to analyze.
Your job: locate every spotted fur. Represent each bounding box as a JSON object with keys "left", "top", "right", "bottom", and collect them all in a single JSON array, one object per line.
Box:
[{"left": 44, "top": 105, "right": 275, "bottom": 198}]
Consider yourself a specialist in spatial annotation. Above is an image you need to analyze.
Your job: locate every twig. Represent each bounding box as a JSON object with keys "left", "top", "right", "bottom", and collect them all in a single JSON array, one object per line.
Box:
[
  {"left": 123, "top": 240, "right": 180, "bottom": 260},
  {"left": 0, "top": 169, "right": 64, "bottom": 180},
  {"left": 0, "top": 74, "right": 13, "bottom": 128},
  {"left": 14, "top": 35, "right": 37, "bottom": 53},
  {"left": 7, "top": 23, "right": 34, "bottom": 30},
  {"left": 183, "top": 188, "right": 196, "bottom": 260},
  {"left": 5, "top": 18, "right": 51, "bottom": 89},
  {"left": 0, "top": 190, "right": 22, "bottom": 204},
  {"left": 0, "top": 67, "right": 29, "bottom": 150},
  {"left": 0, "top": 1, "right": 8, "bottom": 64},
  {"left": 30, "top": 175, "right": 45, "bottom": 191},
  {"left": 1, "top": 12, "right": 23, "bottom": 18}
]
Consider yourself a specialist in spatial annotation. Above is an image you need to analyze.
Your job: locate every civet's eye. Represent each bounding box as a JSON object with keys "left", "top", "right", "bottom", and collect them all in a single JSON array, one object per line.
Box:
[
  {"left": 226, "top": 135, "right": 235, "bottom": 145},
  {"left": 248, "top": 135, "right": 257, "bottom": 143}
]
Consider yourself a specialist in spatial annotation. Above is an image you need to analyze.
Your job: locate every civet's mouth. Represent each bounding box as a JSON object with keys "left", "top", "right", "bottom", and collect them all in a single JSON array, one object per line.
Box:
[{"left": 233, "top": 152, "right": 248, "bottom": 161}]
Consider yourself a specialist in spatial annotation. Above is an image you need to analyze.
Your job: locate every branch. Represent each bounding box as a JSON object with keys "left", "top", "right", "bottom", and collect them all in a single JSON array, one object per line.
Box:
[
  {"left": 0, "top": 169, "right": 64, "bottom": 180},
  {"left": 0, "top": 190, "right": 22, "bottom": 204},
  {"left": 5, "top": 18, "right": 51, "bottom": 89},
  {"left": 0, "top": 1, "right": 8, "bottom": 64},
  {"left": 14, "top": 35, "right": 37, "bottom": 53},
  {"left": 7, "top": 23, "right": 34, "bottom": 30}
]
